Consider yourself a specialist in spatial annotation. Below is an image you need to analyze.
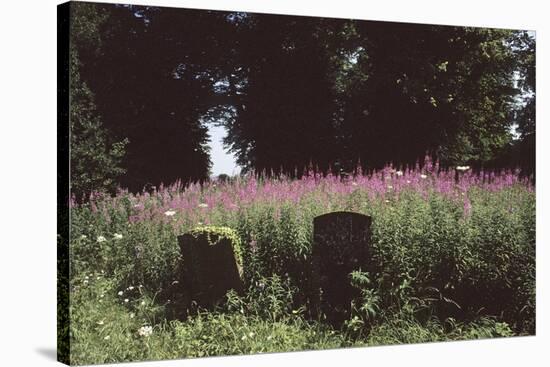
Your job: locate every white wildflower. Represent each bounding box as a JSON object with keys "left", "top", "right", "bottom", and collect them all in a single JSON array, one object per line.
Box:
[
  {"left": 198, "top": 203, "right": 209, "bottom": 208},
  {"left": 456, "top": 165, "right": 470, "bottom": 171},
  {"left": 80, "top": 235, "right": 87, "bottom": 239},
  {"left": 387, "top": 185, "right": 393, "bottom": 189},
  {"left": 351, "top": 182, "right": 358, "bottom": 186},
  {"left": 241, "top": 335, "right": 247, "bottom": 341},
  {"left": 138, "top": 326, "right": 153, "bottom": 337},
  {"left": 83, "top": 280, "right": 89, "bottom": 285},
  {"left": 127, "top": 286, "right": 134, "bottom": 291},
  {"left": 420, "top": 174, "right": 428, "bottom": 179},
  {"left": 129, "top": 313, "right": 135, "bottom": 319},
  {"left": 113, "top": 233, "right": 123, "bottom": 240},
  {"left": 406, "top": 180, "right": 411, "bottom": 184},
  {"left": 395, "top": 170, "right": 403, "bottom": 176},
  {"left": 118, "top": 291, "right": 124, "bottom": 296},
  {"left": 104, "top": 335, "right": 110, "bottom": 340},
  {"left": 124, "top": 299, "right": 129, "bottom": 303},
  {"left": 96, "top": 236, "right": 107, "bottom": 243},
  {"left": 141, "top": 301, "right": 146, "bottom": 306},
  {"left": 164, "top": 209, "right": 177, "bottom": 217},
  {"left": 248, "top": 332, "right": 255, "bottom": 338}
]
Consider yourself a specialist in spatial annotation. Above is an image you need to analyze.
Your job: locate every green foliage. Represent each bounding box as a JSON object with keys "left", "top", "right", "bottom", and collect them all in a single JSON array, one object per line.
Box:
[
  {"left": 69, "top": 2, "right": 128, "bottom": 199},
  {"left": 360, "top": 187, "right": 535, "bottom": 333},
  {"left": 366, "top": 316, "right": 513, "bottom": 346},
  {"left": 349, "top": 271, "right": 381, "bottom": 323},
  {"left": 188, "top": 225, "right": 243, "bottom": 275},
  {"left": 69, "top": 266, "right": 516, "bottom": 365},
  {"left": 63, "top": 6, "right": 536, "bottom": 363},
  {"left": 221, "top": 17, "right": 532, "bottom": 173},
  {"left": 70, "top": 3, "right": 535, "bottom": 187},
  {"left": 510, "top": 31, "right": 536, "bottom": 177},
  {"left": 70, "top": 207, "right": 180, "bottom": 293},
  {"left": 57, "top": 234, "right": 70, "bottom": 364},
  {"left": 224, "top": 275, "right": 300, "bottom": 321},
  {"left": 234, "top": 203, "right": 314, "bottom": 305},
  {"left": 75, "top": 4, "right": 219, "bottom": 191},
  {"left": 67, "top": 162, "right": 534, "bottom": 365},
  {"left": 69, "top": 273, "right": 346, "bottom": 365}
]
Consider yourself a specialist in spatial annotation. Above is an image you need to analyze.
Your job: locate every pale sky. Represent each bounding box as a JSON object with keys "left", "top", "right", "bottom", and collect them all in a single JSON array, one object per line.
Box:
[{"left": 208, "top": 124, "right": 241, "bottom": 177}]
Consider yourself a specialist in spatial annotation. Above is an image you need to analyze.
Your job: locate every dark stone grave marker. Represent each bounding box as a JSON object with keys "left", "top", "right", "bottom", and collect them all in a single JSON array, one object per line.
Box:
[
  {"left": 177, "top": 227, "right": 243, "bottom": 309},
  {"left": 311, "top": 211, "right": 372, "bottom": 326}
]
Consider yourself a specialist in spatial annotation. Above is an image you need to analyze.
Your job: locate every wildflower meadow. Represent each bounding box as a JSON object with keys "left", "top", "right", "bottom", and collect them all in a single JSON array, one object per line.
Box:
[
  {"left": 63, "top": 160, "right": 535, "bottom": 365},
  {"left": 57, "top": 2, "right": 537, "bottom": 365}
]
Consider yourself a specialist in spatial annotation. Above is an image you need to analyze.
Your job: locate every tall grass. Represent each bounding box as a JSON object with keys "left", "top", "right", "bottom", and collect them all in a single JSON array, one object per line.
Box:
[{"left": 67, "top": 160, "right": 535, "bottom": 364}]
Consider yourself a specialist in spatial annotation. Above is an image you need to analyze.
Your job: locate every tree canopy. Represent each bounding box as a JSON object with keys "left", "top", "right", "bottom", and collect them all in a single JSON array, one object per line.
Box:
[
  {"left": 69, "top": 2, "right": 535, "bottom": 194},
  {"left": 69, "top": 3, "right": 128, "bottom": 199}
]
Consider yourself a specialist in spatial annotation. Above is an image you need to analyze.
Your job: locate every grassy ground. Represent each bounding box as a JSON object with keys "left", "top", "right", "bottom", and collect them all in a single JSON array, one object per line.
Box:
[
  {"left": 63, "top": 164, "right": 535, "bottom": 365},
  {"left": 69, "top": 273, "right": 515, "bottom": 365}
]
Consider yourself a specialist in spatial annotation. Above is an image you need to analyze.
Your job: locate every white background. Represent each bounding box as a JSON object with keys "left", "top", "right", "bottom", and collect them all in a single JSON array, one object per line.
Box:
[{"left": 0, "top": 0, "right": 547, "bottom": 365}]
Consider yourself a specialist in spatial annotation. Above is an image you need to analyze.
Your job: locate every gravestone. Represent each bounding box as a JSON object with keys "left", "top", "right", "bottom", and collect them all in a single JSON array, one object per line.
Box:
[
  {"left": 311, "top": 211, "right": 372, "bottom": 326},
  {"left": 177, "top": 226, "right": 243, "bottom": 309}
]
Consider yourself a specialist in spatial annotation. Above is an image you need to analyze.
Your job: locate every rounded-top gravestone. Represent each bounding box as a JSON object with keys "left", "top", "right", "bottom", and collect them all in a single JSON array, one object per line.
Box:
[{"left": 311, "top": 211, "right": 372, "bottom": 326}]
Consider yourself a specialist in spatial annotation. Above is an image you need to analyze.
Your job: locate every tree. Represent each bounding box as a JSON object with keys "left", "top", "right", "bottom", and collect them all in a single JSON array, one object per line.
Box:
[
  {"left": 72, "top": 4, "right": 535, "bottom": 186},
  {"left": 220, "top": 17, "right": 525, "bottom": 175},
  {"left": 512, "top": 31, "right": 535, "bottom": 177},
  {"left": 78, "top": 4, "right": 238, "bottom": 191},
  {"left": 331, "top": 23, "right": 520, "bottom": 170},
  {"left": 222, "top": 14, "right": 339, "bottom": 175},
  {"left": 69, "top": 2, "right": 128, "bottom": 199}
]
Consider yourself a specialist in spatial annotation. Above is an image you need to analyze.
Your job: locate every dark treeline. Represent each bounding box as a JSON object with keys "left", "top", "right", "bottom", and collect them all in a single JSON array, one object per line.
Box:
[{"left": 68, "top": 2, "right": 535, "bottom": 197}]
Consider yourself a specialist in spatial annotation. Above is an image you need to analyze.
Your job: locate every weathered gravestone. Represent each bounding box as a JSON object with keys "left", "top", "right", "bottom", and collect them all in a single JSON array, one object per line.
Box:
[
  {"left": 311, "top": 211, "right": 372, "bottom": 326},
  {"left": 177, "top": 226, "right": 243, "bottom": 309}
]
